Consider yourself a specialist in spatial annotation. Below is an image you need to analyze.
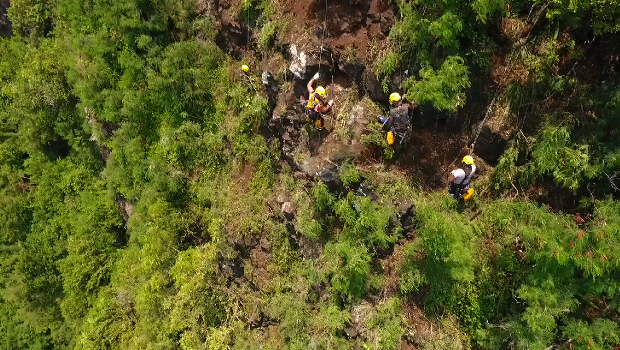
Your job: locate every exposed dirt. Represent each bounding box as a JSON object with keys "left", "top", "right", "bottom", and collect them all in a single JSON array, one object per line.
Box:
[
  {"left": 284, "top": 0, "right": 394, "bottom": 64},
  {"left": 403, "top": 301, "right": 434, "bottom": 348},
  {"left": 381, "top": 243, "right": 406, "bottom": 297},
  {"left": 236, "top": 162, "right": 257, "bottom": 189},
  {"left": 382, "top": 124, "right": 471, "bottom": 190},
  {"left": 248, "top": 235, "right": 275, "bottom": 291}
]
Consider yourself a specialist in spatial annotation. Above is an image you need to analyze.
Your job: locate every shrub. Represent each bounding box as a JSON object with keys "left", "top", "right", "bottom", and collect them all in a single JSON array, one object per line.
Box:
[
  {"left": 324, "top": 240, "right": 372, "bottom": 302},
  {"left": 339, "top": 161, "right": 363, "bottom": 188},
  {"left": 404, "top": 56, "right": 471, "bottom": 112},
  {"left": 361, "top": 123, "right": 395, "bottom": 160},
  {"left": 364, "top": 298, "right": 404, "bottom": 350}
]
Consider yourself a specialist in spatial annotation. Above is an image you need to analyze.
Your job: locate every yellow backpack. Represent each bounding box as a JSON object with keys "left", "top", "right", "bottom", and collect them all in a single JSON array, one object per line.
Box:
[
  {"left": 387, "top": 131, "right": 395, "bottom": 145},
  {"left": 464, "top": 188, "right": 475, "bottom": 201}
]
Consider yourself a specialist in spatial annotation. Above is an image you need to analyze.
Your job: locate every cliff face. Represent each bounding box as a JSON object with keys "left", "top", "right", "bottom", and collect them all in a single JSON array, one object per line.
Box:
[{"left": 0, "top": 0, "right": 11, "bottom": 37}]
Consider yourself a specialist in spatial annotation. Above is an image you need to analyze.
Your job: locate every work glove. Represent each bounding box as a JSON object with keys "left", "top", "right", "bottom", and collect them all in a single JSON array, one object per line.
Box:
[
  {"left": 313, "top": 72, "right": 320, "bottom": 80},
  {"left": 328, "top": 100, "right": 334, "bottom": 106}
]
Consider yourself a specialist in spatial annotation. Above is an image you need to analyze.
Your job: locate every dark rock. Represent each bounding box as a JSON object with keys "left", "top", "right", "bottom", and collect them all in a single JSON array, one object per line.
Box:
[
  {"left": 363, "top": 69, "right": 388, "bottom": 104},
  {"left": 317, "top": 167, "right": 345, "bottom": 193},
  {"left": 288, "top": 44, "right": 335, "bottom": 80},
  {"left": 215, "top": 23, "right": 249, "bottom": 60},
  {"left": 0, "top": 0, "right": 11, "bottom": 37},
  {"left": 221, "top": 258, "right": 244, "bottom": 279},
  {"left": 295, "top": 234, "right": 323, "bottom": 260},
  {"left": 345, "top": 326, "right": 358, "bottom": 339},
  {"left": 354, "top": 183, "right": 380, "bottom": 201},
  {"left": 380, "top": 15, "right": 393, "bottom": 35},
  {"left": 339, "top": 62, "right": 365, "bottom": 83},
  {"left": 398, "top": 202, "right": 416, "bottom": 235},
  {"left": 262, "top": 71, "right": 279, "bottom": 108},
  {"left": 116, "top": 196, "right": 135, "bottom": 223},
  {"left": 281, "top": 202, "right": 295, "bottom": 221},
  {"left": 473, "top": 124, "right": 510, "bottom": 166}
]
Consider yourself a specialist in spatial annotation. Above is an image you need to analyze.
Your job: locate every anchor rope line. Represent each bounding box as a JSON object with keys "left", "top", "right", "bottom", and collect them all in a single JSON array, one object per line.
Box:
[
  {"left": 246, "top": 3, "right": 250, "bottom": 50},
  {"left": 470, "top": 90, "right": 499, "bottom": 150}
]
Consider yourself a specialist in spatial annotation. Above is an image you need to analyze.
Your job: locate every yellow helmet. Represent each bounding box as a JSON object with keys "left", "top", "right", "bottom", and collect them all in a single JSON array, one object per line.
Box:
[
  {"left": 315, "top": 86, "right": 327, "bottom": 97},
  {"left": 389, "top": 92, "right": 401, "bottom": 103},
  {"left": 241, "top": 64, "right": 250, "bottom": 73},
  {"left": 463, "top": 155, "right": 474, "bottom": 165}
]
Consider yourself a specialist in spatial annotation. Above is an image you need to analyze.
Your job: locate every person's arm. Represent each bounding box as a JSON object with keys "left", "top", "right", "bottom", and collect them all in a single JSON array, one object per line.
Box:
[
  {"left": 307, "top": 72, "right": 319, "bottom": 94},
  {"left": 319, "top": 100, "right": 334, "bottom": 114},
  {"left": 448, "top": 173, "right": 455, "bottom": 183}
]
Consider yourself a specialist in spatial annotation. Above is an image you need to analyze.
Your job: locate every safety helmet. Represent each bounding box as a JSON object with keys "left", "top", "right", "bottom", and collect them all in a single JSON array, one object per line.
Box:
[
  {"left": 315, "top": 86, "right": 327, "bottom": 97},
  {"left": 241, "top": 64, "right": 250, "bottom": 73},
  {"left": 389, "top": 92, "right": 401, "bottom": 104},
  {"left": 463, "top": 155, "right": 474, "bottom": 165}
]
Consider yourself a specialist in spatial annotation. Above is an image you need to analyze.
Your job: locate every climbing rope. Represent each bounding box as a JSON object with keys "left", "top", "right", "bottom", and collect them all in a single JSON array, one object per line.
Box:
[
  {"left": 245, "top": 3, "right": 250, "bottom": 50},
  {"left": 317, "top": 0, "right": 338, "bottom": 131},
  {"left": 443, "top": 91, "right": 499, "bottom": 173},
  {"left": 470, "top": 90, "right": 499, "bottom": 150},
  {"left": 318, "top": 0, "right": 328, "bottom": 72}
]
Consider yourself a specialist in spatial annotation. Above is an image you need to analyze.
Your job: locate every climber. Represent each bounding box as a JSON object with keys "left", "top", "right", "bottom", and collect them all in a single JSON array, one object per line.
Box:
[
  {"left": 448, "top": 156, "right": 477, "bottom": 201},
  {"left": 305, "top": 72, "right": 333, "bottom": 129},
  {"left": 379, "top": 93, "right": 417, "bottom": 127},
  {"left": 241, "top": 64, "right": 254, "bottom": 88},
  {"left": 379, "top": 92, "right": 418, "bottom": 145}
]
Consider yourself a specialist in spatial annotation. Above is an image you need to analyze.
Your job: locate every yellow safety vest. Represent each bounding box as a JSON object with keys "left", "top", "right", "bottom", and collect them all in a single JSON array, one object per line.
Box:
[{"left": 307, "top": 92, "right": 322, "bottom": 110}]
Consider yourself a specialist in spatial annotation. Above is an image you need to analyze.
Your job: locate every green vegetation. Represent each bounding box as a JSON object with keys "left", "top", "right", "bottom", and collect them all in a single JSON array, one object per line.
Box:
[{"left": 1, "top": 0, "right": 620, "bottom": 349}]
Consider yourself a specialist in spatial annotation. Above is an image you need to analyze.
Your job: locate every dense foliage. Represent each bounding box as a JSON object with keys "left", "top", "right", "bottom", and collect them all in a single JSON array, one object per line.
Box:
[{"left": 0, "top": 0, "right": 619, "bottom": 349}]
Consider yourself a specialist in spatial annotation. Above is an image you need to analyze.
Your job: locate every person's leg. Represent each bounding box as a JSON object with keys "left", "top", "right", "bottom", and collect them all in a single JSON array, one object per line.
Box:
[
  {"left": 316, "top": 116, "right": 324, "bottom": 129},
  {"left": 448, "top": 183, "right": 459, "bottom": 197}
]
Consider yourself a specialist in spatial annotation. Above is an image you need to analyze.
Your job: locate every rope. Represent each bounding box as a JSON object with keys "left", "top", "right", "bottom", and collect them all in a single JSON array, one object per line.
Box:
[
  {"left": 470, "top": 90, "right": 499, "bottom": 150},
  {"left": 318, "top": 0, "right": 328, "bottom": 72},
  {"left": 245, "top": 3, "right": 250, "bottom": 50}
]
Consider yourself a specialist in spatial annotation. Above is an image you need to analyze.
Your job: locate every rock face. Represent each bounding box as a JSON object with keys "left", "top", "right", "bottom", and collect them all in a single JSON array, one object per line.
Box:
[
  {"left": 473, "top": 124, "right": 509, "bottom": 166},
  {"left": 289, "top": 44, "right": 309, "bottom": 79},
  {"left": 0, "top": 0, "right": 11, "bottom": 37},
  {"left": 397, "top": 202, "right": 416, "bottom": 235},
  {"left": 262, "top": 71, "right": 279, "bottom": 109},
  {"left": 299, "top": 99, "right": 374, "bottom": 176},
  {"left": 472, "top": 98, "right": 515, "bottom": 166},
  {"left": 363, "top": 68, "right": 388, "bottom": 103},
  {"left": 288, "top": 44, "right": 335, "bottom": 81},
  {"left": 281, "top": 202, "right": 295, "bottom": 221}
]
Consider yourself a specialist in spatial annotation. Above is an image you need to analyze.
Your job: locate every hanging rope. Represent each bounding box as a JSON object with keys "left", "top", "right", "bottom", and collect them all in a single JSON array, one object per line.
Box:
[
  {"left": 470, "top": 90, "right": 499, "bottom": 150},
  {"left": 245, "top": 3, "right": 250, "bottom": 50},
  {"left": 317, "top": 0, "right": 339, "bottom": 130},
  {"left": 318, "top": 0, "right": 328, "bottom": 72}
]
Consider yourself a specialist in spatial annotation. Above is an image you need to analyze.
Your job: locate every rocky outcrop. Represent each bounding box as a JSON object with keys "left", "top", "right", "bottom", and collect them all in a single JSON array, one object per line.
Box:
[
  {"left": 473, "top": 124, "right": 509, "bottom": 165},
  {"left": 299, "top": 98, "right": 377, "bottom": 175},
  {"left": 0, "top": 0, "right": 11, "bottom": 37},
  {"left": 288, "top": 44, "right": 335, "bottom": 80},
  {"left": 85, "top": 107, "right": 118, "bottom": 161}
]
